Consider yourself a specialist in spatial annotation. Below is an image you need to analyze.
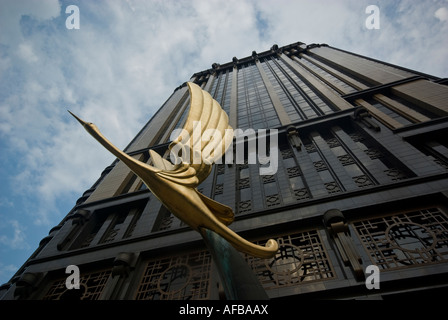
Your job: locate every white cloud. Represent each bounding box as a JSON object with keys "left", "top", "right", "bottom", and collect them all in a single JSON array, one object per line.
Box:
[
  {"left": 254, "top": 0, "right": 448, "bottom": 77},
  {"left": 0, "top": 220, "right": 29, "bottom": 250},
  {"left": 0, "top": 0, "right": 60, "bottom": 47},
  {"left": 17, "top": 42, "right": 39, "bottom": 63},
  {"left": 435, "top": 7, "right": 448, "bottom": 22}
]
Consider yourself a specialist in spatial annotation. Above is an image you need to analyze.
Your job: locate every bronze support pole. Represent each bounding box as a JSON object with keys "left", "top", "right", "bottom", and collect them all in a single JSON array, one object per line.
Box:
[{"left": 201, "top": 228, "right": 269, "bottom": 300}]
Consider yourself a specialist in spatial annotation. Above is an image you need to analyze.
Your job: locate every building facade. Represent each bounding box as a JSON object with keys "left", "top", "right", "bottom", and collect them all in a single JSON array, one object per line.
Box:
[{"left": 1, "top": 41, "right": 448, "bottom": 300}]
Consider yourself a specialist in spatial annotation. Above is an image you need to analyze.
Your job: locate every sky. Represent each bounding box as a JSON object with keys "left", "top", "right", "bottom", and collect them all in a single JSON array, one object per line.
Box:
[{"left": 0, "top": 0, "right": 447, "bottom": 285}]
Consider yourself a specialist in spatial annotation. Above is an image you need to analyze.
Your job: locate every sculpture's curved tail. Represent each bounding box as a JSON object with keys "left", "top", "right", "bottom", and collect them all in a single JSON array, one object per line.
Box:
[{"left": 200, "top": 224, "right": 278, "bottom": 259}]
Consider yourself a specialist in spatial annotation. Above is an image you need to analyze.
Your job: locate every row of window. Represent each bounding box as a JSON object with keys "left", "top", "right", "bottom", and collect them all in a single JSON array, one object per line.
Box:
[
  {"left": 212, "top": 123, "right": 414, "bottom": 215},
  {"left": 208, "top": 57, "right": 336, "bottom": 130},
  {"left": 200, "top": 50, "right": 443, "bottom": 136},
  {"left": 237, "top": 62, "right": 281, "bottom": 129}
]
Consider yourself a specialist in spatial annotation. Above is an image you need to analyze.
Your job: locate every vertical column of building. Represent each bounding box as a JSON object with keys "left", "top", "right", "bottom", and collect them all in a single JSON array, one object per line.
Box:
[
  {"left": 252, "top": 51, "right": 292, "bottom": 127},
  {"left": 202, "top": 71, "right": 216, "bottom": 92},
  {"left": 303, "top": 45, "right": 448, "bottom": 126},
  {"left": 224, "top": 62, "right": 238, "bottom": 211},
  {"left": 329, "top": 126, "right": 392, "bottom": 185},
  {"left": 229, "top": 58, "right": 238, "bottom": 129},
  {"left": 278, "top": 51, "right": 353, "bottom": 113},
  {"left": 310, "top": 131, "right": 358, "bottom": 191}
]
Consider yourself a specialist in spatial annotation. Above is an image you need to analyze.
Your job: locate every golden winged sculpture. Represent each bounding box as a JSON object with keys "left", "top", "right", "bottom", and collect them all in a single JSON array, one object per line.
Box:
[{"left": 69, "top": 82, "right": 278, "bottom": 258}]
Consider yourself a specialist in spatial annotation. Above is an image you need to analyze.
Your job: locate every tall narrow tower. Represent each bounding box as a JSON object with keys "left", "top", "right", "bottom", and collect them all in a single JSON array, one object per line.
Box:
[{"left": 2, "top": 42, "right": 448, "bottom": 300}]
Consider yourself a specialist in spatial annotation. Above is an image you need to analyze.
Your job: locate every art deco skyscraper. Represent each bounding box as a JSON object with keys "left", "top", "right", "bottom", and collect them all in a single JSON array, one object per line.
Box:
[{"left": 2, "top": 41, "right": 447, "bottom": 300}]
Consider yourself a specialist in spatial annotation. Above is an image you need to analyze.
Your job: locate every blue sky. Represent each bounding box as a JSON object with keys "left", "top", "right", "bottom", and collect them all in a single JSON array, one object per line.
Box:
[{"left": 0, "top": 0, "right": 447, "bottom": 285}]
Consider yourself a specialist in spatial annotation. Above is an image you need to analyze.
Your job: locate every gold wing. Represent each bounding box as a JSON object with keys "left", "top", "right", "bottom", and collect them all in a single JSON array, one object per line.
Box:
[
  {"left": 149, "top": 82, "right": 235, "bottom": 225},
  {"left": 151, "top": 82, "right": 233, "bottom": 187}
]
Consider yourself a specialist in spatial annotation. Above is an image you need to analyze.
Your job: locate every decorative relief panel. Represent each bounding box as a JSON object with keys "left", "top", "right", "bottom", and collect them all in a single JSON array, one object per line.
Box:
[
  {"left": 238, "top": 200, "right": 252, "bottom": 213},
  {"left": 293, "top": 188, "right": 310, "bottom": 201},
  {"left": 245, "top": 230, "right": 335, "bottom": 291},
  {"left": 353, "top": 207, "right": 448, "bottom": 270},
  {"left": 266, "top": 194, "right": 281, "bottom": 207},
  {"left": 325, "top": 182, "right": 342, "bottom": 194},
  {"left": 135, "top": 250, "right": 211, "bottom": 300},
  {"left": 353, "top": 175, "right": 375, "bottom": 188},
  {"left": 43, "top": 269, "right": 111, "bottom": 300}
]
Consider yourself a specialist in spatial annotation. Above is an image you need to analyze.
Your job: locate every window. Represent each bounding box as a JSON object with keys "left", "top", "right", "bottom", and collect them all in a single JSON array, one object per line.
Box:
[
  {"left": 346, "top": 126, "right": 413, "bottom": 182},
  {"left": 407, "top": 131, "right": 448, "bottom": 171},
  {"left": 237, "top": 62, "right": 281, "bottom": 129},
  {"left": 70, "top": 203, "right": 146, "bottom": 249}
]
